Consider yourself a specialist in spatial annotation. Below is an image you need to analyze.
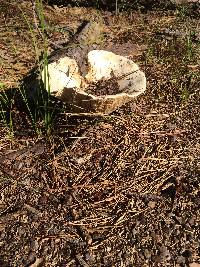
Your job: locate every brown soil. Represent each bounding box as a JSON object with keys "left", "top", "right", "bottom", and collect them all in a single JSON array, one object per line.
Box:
[
  {"left": 0, "top": 1, "right": 200, "bottom": 266},
  {"left": 85, "top": 77, "right": 121, "bottom": 96}
]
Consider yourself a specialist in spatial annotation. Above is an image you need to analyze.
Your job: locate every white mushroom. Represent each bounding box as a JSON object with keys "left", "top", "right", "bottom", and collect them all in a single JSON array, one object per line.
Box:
[{"left": 41, "top": 50, "right": 146, "bottom": 113}]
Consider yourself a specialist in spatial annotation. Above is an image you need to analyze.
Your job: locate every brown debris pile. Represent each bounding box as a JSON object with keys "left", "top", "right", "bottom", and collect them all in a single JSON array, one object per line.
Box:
[{"left": 85, "top": 76, "right": 121, "bottom": 96}]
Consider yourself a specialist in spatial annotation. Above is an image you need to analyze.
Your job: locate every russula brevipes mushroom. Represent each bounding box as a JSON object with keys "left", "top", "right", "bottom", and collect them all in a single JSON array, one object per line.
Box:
[{"left": 42, "top": 50, "right": 146, "bottom": 114}]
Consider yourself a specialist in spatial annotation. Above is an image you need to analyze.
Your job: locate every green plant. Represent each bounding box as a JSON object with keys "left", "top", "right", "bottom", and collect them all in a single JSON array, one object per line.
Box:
[
  {"left": 176, "top": 4, "right": 188, "bottom": 20},
  {"left": 179, "top": 71, "right": 196, "bottom": 102},
  {"left": 17, "top": 0, "right": 55, "bottom": 135},
  {"left": 180, "top": 86, "right": 190, "bottom": 102},
  {"left": 0, "top": 84, "right": 14, "bottom": 137},
  {"left": 184, "top": 31, "right": 194, "bottom": 61}
]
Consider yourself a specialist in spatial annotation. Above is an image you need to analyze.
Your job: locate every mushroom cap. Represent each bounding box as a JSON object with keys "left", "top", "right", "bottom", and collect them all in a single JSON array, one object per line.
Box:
[{"left": 41, "top": 50, "right": 146, "bottom": 113}]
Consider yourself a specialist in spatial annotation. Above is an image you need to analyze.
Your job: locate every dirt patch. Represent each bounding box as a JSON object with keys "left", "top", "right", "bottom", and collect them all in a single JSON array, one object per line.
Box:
[{"left": 85, "top": 76, "right": 121, "bottom": 96}]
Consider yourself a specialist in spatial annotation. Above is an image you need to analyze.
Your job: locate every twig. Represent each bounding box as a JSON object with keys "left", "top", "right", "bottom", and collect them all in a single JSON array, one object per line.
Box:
[{"left": 75, "top": 254, "right": 90, "bottom": 267}]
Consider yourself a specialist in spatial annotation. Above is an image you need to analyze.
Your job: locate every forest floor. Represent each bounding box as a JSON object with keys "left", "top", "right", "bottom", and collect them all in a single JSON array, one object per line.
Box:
[{"left": 0, "top": 1, "right": 200, "bottom": 266}]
